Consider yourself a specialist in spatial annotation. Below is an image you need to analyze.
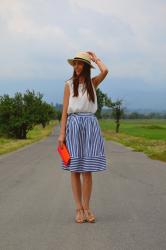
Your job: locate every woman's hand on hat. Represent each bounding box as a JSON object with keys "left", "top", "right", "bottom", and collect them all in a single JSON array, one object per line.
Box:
[{"left": 86, "top": 51, "right": 97, "bottom": 63}]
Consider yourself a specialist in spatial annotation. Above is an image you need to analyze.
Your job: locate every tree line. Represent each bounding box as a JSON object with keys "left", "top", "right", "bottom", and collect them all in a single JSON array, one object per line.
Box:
[
  {"left": 1, "top": 88, "right": 165, "bottom": 139},
  {"left": 0, "top": 90, "right": 56, "bottom": 139}
]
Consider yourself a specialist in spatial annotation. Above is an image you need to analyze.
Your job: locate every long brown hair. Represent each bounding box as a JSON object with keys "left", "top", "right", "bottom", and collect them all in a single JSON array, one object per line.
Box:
[{"left": 68, "top": 62, "right": 95, "bottom": 103}]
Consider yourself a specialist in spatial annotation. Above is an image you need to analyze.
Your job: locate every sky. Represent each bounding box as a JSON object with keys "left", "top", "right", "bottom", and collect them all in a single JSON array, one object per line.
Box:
[{"left": 0, "top": 0, "right": 166, "bottom": 111}]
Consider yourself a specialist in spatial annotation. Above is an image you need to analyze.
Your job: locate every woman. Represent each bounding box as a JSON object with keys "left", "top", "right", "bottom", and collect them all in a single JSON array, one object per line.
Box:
[{"left": 57, "top": 51, "right": 109, "bottom": 223}]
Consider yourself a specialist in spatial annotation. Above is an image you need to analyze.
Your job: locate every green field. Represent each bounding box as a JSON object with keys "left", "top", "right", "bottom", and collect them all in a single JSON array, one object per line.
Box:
[{"left": 99, "top": 119, "right": 166, "bottom": 162}]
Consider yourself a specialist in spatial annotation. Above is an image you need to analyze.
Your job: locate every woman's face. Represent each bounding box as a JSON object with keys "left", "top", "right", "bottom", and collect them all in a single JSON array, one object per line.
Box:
[{"left": 73, "top": 60, "right": 84, "bottom": 76}]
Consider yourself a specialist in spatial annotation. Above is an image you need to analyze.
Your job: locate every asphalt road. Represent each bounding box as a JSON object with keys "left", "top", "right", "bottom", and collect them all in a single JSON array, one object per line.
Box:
[{"left": 0, "top": 125, "right": 166, "bottom": 250}]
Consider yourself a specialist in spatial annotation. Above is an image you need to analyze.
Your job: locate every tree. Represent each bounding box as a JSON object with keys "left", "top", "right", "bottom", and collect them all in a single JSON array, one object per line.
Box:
[
  {"left": 110, "top": 99, "right": 125, "bottom": 133},
  {"left": 55, "top": 110, "right": 62, "bottom": 122},
  {"left": 37, "top": 101, "right": 56, "bottom": 128},
  {"left": 96, "top": 88, "right": 112, "bottom": 119},
  {"left": 0, "top": 90, "right": 56, "bottom": 139}
]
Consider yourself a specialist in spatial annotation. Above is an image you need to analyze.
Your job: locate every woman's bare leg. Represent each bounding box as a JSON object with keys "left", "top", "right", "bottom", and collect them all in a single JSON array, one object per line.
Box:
[
  {"left": 71, "top": 172, "right": 83, "bottom": 209},
  {"left": 82, "top": 172, "right": 92, "bottom": 210}
]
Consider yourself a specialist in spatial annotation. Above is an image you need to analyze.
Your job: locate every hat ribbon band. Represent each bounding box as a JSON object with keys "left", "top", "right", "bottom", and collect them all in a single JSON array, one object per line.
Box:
[{"left": 73, "top": 57, "right": 91, "bottom": 64}]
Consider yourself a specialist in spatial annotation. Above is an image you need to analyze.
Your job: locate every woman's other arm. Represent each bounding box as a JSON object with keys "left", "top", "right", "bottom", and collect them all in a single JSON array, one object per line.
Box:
[{"left": 57, "top": 82, "right": 70, "bottom": 147}]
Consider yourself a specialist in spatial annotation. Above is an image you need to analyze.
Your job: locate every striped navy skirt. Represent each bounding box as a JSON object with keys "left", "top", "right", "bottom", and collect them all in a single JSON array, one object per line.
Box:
[{"left": 61, "top": 112, "right": 107, "bottom": 172}]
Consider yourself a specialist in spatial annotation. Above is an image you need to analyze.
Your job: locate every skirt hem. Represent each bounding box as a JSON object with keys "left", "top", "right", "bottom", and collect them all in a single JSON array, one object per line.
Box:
[{"left": 61, "top": 167, "right": 107, "bottom": 172}]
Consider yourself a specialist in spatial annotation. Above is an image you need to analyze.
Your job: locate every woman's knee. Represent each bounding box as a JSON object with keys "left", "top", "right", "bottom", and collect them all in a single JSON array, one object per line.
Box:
[
  {"left": 71, "top": 172, "right": 81, "bottom": 178},
  {"left": 82, "top": 172, "right": 92, "bottom": 178}
]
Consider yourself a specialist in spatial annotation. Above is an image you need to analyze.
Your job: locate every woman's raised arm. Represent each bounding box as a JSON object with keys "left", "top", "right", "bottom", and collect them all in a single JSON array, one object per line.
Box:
[{"left": 87, "top": 51, "right": 109, "bottom": 89}]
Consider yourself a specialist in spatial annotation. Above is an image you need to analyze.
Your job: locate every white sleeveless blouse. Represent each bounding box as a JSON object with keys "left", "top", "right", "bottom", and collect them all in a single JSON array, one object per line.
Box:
[{"left": 65, "top": 79, "right": 98, "bottom": 114}]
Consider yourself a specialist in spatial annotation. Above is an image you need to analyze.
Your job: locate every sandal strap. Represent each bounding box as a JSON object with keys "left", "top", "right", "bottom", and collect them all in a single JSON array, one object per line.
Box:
[
  {"left": 83, "top": 209, "right": 95, "bottom": 220},
  {"left": 76, "top": 208, "right": 84, "bottom": 212},
  {"left": 84, "top": 209, "right": 95, "bottom": 215},
  {"left": 75, "top": 208, "right": 86, "bottom": 222}
]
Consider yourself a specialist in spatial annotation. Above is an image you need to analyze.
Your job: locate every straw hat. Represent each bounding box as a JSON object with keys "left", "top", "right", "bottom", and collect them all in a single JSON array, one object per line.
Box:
[{"left": 67, "top": 51, "right": 95, "bottom": 69}]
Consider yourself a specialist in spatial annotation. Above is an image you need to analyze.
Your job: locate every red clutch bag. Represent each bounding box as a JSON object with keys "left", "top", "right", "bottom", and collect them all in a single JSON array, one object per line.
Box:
[{"left": 57, "top": 143, "right": 70, "bottom": 166}]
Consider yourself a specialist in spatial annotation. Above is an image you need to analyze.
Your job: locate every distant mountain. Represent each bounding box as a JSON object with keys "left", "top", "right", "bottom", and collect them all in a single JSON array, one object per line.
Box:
[
  {"left": 102, "top": 106, "right": 166, "bottom": 114},
  {"left": 124, "top": 108, "right": 166, "bottom": 114}
]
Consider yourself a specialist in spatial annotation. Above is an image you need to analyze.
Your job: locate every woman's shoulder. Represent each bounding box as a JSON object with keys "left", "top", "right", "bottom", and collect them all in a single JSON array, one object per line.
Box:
[{"left": 65, "top": 78, "right": 72, "bottom": 87}]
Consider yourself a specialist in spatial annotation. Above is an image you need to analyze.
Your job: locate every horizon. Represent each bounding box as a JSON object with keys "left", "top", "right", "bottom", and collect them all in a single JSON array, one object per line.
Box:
[{"left": 0, "top": 0, "right": 165, "bottom": 111}]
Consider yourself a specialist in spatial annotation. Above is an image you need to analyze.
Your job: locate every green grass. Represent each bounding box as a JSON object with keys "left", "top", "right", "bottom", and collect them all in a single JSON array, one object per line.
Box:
[
  {"left": 99, "top": 119, "right": 166, "bottom": 162},
  {"left": 0, "top": 120, "right": 58, "bottom": 155},
  {"left": 99, "top": 119, "right": 166, "bottom": 140}
]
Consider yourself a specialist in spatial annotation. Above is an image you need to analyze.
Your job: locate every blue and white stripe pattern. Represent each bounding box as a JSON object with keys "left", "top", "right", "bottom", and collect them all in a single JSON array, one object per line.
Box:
[{"left": 61, "top": 112, "right": 107, "bottom": 172}]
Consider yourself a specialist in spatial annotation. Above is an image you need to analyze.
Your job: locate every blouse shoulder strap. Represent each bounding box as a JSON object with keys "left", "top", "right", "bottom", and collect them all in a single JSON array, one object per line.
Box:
[{"left": 65, "top": 79, "right": 71, "bottom": 87}]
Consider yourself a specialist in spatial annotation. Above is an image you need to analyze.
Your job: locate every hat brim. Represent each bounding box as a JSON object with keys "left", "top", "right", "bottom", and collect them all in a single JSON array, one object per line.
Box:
[{"left": 67, "top": 58, "right": 95, "bottom": 69}]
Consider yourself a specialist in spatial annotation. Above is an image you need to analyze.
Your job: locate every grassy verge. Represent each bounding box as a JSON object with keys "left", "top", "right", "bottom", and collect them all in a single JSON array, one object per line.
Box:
[
  {"left": 0, "top": 120, "right": 58, "bottom": 155},
  {"left": 99, "top": 119, "right": 166, "bottom": 162}
]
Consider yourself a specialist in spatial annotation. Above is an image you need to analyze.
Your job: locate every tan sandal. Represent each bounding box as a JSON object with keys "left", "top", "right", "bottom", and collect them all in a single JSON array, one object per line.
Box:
[
  {"left": 75, "top": 208, "right": 86, "bottom": 223},
  {"left": 83, "top": 209, "right": 96, "bottom": 223}
]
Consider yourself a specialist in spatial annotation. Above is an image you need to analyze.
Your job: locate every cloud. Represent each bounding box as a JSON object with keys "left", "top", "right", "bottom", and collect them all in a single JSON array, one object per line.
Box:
[
  {"left": 0, "top": 0, "right": 165, "bottom": 92},
  {"left": 0, "top": 0, "right": 77, "bottom": 79},
  {"left": 69, "top": 0, "right": 166, "bottom": 84}
]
